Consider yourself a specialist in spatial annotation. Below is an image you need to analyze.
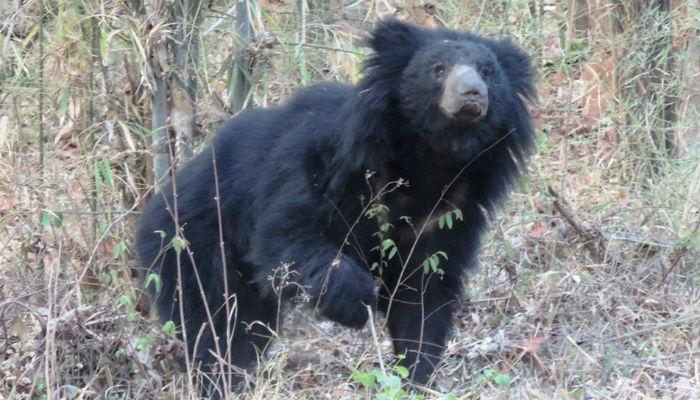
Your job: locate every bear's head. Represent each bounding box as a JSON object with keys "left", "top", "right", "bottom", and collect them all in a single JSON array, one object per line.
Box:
[
  {"left": 400, "top": 39, "right": 494, "bottom": 124},
  {"left": 361, "top": 20, "right": 535, "bottom": 151}
]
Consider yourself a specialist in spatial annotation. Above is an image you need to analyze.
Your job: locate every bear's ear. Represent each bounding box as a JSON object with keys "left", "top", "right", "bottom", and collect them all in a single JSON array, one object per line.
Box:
[
  {"left": 488, "top": 39, "right": 537, "bottom": 102},
  {"left": 365, "top": 19, "right": 427, "bottom": 72},
  {"left": 367, "top": 19, "right": 426, "bottom": 55},
  {"left": 359, "top": 19, "right": 427, "bottom": 100}
]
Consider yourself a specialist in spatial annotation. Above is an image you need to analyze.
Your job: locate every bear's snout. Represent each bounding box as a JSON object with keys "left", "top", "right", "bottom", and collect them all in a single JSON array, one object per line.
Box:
[{"left": 439, "top": 65, "right": 489, "bottom": 122}]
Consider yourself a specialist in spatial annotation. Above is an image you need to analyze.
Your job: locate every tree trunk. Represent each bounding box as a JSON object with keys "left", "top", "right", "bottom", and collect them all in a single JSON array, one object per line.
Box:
[
  {"left": 680, "top": 0, "right": 700, "bottom": 150},
  {"left": 169, "top": 0, "right": 202, "bottom": 164},
  {"left": 230, "top": 0, "right": 253, "bottom": 114},
  {"left": 613, "top": 0, "right": 677, "bottom": 169}
]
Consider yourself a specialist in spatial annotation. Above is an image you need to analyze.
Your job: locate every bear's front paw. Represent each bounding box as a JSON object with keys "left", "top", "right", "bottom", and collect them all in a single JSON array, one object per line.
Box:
[{"left": 316, "top": 257, "right": 376, "bottom": 329}]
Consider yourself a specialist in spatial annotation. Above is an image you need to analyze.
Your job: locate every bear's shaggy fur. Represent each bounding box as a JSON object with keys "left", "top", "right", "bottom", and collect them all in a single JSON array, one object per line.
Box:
[{"left": 136, "top": 19, "right": 535, "bottom": 389}]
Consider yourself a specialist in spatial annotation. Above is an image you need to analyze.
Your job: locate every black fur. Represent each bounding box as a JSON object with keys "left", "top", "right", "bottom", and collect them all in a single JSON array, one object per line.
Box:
[{"left": 136, "top": 19, "right": 535, "bottom": 390}]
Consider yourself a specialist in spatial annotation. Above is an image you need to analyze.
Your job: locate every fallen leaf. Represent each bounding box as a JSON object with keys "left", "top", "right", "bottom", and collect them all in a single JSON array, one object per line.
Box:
[
  {"left": 527, "top": 222, "right": 548, "bottom": 239},
  {"left": 516, "top": 336, "right": 546, "bottom": 354}
]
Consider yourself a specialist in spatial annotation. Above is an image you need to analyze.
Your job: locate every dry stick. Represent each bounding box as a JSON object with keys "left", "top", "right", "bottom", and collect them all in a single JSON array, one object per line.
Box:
[
  {"left": 548, "top": 186, "right": 587, "bottom": 235},
  {"left": 160, "top": 193, "right": 232, "bottom": 396},
  {"left": 366, "top": 305, "right": 386, "bottom": 374},
  {"left": 417, "top": 272, "right": 427, "bottom": 383},
  {"left": 286, "top": 42, "right": 365, "bottom": 55},
  {"left": 655, "top": 215, "right": 700, "bottom": 289},
  {"left": 163, "top": 137, "right": 239, "bottom": 395},
  {"left": 37, "top": 2, "right": 45, "bottom": 175},
  {"left": 165, "top": 137, "right": 197, "bottom": 397},
  {"left": 44, "top": 246, "right": 60, "bottom": 400},
  {"left": 548, "top": 185, "right": 607, "bottom": 261},
  {"left": 155, "top": 176, "right": 231, "bottom": 392},
  {"left": 384, "top": 129, "right": 518, "bottom": 378},
  {"left": 608, "top": 314, "right": 700, "bottom": 342},
  {"left": 145, "top": 134, "right": 235, "bottom": 394},
  {"left": 210, "top": 143, "right": 234, "bottom": 395}
]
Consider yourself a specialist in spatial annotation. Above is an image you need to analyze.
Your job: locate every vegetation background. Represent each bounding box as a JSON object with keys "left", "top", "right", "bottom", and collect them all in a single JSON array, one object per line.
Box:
[{"left": 0, "top": 0, "right": 698, "bottom": 399}]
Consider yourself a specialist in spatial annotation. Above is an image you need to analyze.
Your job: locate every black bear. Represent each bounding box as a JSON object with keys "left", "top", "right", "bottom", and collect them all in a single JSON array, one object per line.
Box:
[{"left": 136, "top": 19, "right": 534, "bottom": 390}]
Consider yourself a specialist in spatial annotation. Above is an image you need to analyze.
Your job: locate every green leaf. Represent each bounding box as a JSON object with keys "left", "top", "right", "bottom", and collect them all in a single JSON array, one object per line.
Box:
[
  {"left": 99, "top": 26, "right": 109, "bottom": 58},
  {"left": 39, "top": 209, "right": 63, "bottom": 228},
  {"left": 377, "top": 374, "right": 401, "bottom": 390},
  {"left": 493, "top": 373, "right": 512, "bottom": 388},
  {"left": 114, "top": 347, "right": 126, "bottom": 361},
  {"left": 387, "top": 246, "right": 397, "bottom": 260},
  {"left": 145, "top": 273, "right": 162, "bottom": 294},
  {"left": 429, "top": 255, "right": 438, "bottom": 270},
  {"left": 171, "top": 235, "right": 187, "bottom": 254},
  {"left": 382, "top": 239, "right": 395, "bottom": 252},
  {"left": 40, "top": 210, "right": 52, "bottom": 229},
  {"left": 352, "top": 371, "right": 378, "bottom": 389},
  {"left": 674, "top": 229, "right": 700, "bottom": 250},
  {"left": 422, "top": 259, "right": 430, "bottom": 274},
  {"left": 393, "top": 365, "right": 409, "bottom": 379},
  {"left": 94, "top": 160, "right": 103, "bottom": 194},
  {"left": 446, "top": 213, "right": 453, "bottom": 229},
  {"left": 438, "top": 215, "right": 445, "bottom": 229},
  {"left": 454, "top": 209, "right": 463, "bottom": 221},
  {"left": 161, "top": 320, "right": 177, "bottom": 337},
  {"left": 116, "top": 294, "right": 132, "bottom": 307},
  {"left": 135, "top": 336, "right": 154, "bottom": 351},
  {"left": 113, "top": 240, "right": 127, "bottom": 259},
  {"left": 98, "top": 222, "right": 109, "bottom": 236},
  {"left": 365, "top": 203, "right": 389, "bottom": 219},
  {"left": 58, "top": 86, "right": 69, "bottom": 117},
  {"left": 101, "top": 157, "right": 115, "bottom": 190}
]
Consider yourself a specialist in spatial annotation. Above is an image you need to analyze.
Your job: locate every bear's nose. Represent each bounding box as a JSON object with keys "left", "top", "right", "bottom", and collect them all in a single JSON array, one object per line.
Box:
[
  {"left": 461, "top": 85, "right": 484, "bottom": 97},
  {"left": 455, "top": 68, "right": 487, "bottom": 98}
]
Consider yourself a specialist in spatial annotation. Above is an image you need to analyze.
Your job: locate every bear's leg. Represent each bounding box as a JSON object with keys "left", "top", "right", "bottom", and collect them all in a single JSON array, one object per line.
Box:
[
  {"left": 254, "top": 244, "right": 375, "bottom": 329},
  {"left": 380, "top": 272, "right": 462, "bottom": 385},
  {"left": 248, "top": 203, "right": 376, "bottom": 329},
  {"left": 202, "top": 278, "right": 278, "bottom": 398},
  {"left": 154, "top": 249, "right": 276, "bottom": 397}
]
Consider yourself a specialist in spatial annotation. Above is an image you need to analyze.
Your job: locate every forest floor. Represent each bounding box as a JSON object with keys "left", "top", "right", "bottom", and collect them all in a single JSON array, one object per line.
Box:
[{"left": 1, "top": 1, "right": 698, "bottom": 399}]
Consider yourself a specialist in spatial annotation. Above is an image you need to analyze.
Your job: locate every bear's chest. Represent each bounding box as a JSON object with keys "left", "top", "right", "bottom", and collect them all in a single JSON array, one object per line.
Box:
[
  {"left": 378, "top": 149, "right": 469, "bottom": 213},
  {"left": 365, "top": 151, "right": 471, "bottom": 245}
]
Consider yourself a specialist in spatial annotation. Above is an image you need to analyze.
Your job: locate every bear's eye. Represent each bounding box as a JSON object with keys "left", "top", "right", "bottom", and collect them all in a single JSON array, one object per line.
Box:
[
  {"left": 432, "top": 64, "right": 445, "bottom": 78},
  {"left": 480, "top": 65, "right": 493, "bottom": 78}
]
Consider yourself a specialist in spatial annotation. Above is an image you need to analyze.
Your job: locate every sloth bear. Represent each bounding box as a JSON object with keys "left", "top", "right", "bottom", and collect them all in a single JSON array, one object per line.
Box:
[{"left": 136, "top": 19, "right": 534, "bottom": 389}]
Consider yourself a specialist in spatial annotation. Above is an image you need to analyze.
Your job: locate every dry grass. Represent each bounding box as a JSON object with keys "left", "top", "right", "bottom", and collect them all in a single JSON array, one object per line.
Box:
[{"left": 1, "top": 0, "right": 699, "bottom": 399}]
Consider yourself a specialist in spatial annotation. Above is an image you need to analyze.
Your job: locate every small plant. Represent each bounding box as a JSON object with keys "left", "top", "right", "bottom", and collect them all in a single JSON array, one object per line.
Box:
[
  {"left": 39, "top": 208, "right": 63, "bottom": 229},
  {"left": 353, "top": 362, "right": 457, "bottom": 400},
  {"left": 421, "top": 251, "right": 448, "bottom": 275},
  {"left": 135, "top": 335, "right": 154, "bottom": 351},
  {"left": 437, "top": 208, "right": 463, "bottom": 230},
  {"left": 366, "top": 203, "right": 398, "bottom": 275},
  {"left": 473, "top": 368, "right": 512, "bottom": 390},
  {"left": 161, "top": 320, "right": 177, "bottom": 337},
  {"left": 352, "top": 364, "right": 423, "bottom": 400}
]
